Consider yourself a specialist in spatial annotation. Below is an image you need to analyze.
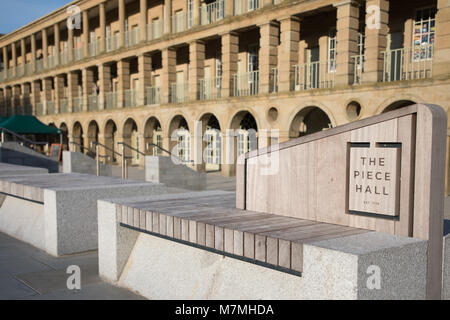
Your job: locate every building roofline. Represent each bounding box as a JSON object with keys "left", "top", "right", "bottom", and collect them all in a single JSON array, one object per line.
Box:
[{"left": 0, "top": 0, "right": 84, "bottom": 43}]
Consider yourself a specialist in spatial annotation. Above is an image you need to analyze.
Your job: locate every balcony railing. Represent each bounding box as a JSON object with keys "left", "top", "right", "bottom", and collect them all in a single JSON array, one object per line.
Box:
[
  {"left": 16, "top": 66, "right": 24, "bottom": 77},
  {"left": 105, "top": 92, "right": 118, "bottom": 109},
  {"left": 234, "top": 0, "right": 260, "bottom": 15},
  {"left": 198, "top": 77, "right": 222, "bottom": 100},
  {"left": 124, "top": 89, "right": 139, "bottom": 107},
  {"left": 200, "top": 0, "right": 225, "bottom": 25},
  {"left": 36, "top": 58, "right": 44, "bottom": 73},
  {"left": 171, "top": 12, "right": 191, "bottom": 33},
  {"left": 146, "top": 86, "right": 161, "bottom": 105},
  {"left": 36, "top": 102, "right": 44, "bottom": 116},
  {"left": 270, "top": 67, "right": 279, "bottom": 93},
  {"left": 352, "top": 55, "right": 365, "bottom": 85},
  {"left": 382, "top": 45, "right": 434, "bottom": 82},
  {"left": 72, "top": 96, "right": 83, "bottom": 113},
  {"left": 24, "top": 62, "right": 32, "bottom": 76},
  {"left": 89, "top": 39, "right": 102, "bottom": 57},
  {"left": 73, "top": 47, "right": 84, "bottom": 61},
  {"left": 60, "top": 98, "right": 68, "bottom": 114},
  {"left": 7, "top": 68, "right": 14, "bottom": 79},
  {"left": 46, "top": 101, "right": 56, "bottom": 115},
  {"left": 47, "top": 55, "right": 58, "bottom": 69},
  {"left": 147, "top": 20, "right": 164, "bottom": 41},
  {"left": 106, "top": 34, "right": 120, "bottom": 52},
  {"left": 293, "top": 61, "right": 335, "bottom": 91},
  {"left": 88, "top": 94, "right": 99, "bottom": 111},
  {"left": 125, "top": 28, "right": 140, "bottom": 47},
  {"left": 60, "top": 50, "right": 70, "bottom": 65},
  {"left": 169, "top": 82, "right": 190, "bottom": 103},
  {"left": 232, "top": 71, "right": 260, "bottom": 97}
]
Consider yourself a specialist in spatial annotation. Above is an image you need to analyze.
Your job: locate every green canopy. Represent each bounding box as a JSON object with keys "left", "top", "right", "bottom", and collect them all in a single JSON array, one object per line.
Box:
[
  {"left": 0, "top": 115, "right": 60, "bottom": 135},
  {"left": 0, "top": 117, "right": 9, "bottom": 124}
]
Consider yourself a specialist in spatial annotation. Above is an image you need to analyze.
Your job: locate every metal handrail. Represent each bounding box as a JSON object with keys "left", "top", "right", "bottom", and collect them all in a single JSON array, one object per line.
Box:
[
  {"left": 69, "top": 141, "right": 96, "bottom": 155},
  {"left": 117, "top": 141, "right": 146, "bottom": 157},
  {"left": 0, "top": 127, "right": 48, "bottom": 146},
  {"left": 91, "top": 141, "right": 123, "bottom": 157},
  {"left": 146, "top": 142, "right": 194, "bottom": 164}
]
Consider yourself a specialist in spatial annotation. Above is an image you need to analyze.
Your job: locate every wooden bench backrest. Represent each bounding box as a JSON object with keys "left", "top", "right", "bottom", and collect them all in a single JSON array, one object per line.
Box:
[{"left": 236, "top": 104, "right": 447, "bottom": 299}]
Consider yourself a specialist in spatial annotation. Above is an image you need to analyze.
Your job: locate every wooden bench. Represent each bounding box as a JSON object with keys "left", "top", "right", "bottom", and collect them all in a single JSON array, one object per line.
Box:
[{"left": 99, "top": 104, "right": 446, "bottom": 299}]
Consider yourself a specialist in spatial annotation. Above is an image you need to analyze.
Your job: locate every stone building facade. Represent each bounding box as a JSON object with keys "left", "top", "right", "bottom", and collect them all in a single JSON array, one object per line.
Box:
[{"left": 0, "top": 0, "right": 450, "bottom": 191}]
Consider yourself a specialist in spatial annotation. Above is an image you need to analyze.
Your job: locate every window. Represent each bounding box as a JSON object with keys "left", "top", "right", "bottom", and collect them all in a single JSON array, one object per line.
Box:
[
  {"left": 413, "top": 7, "right": 436, "bottom": 60},
  {"left": 328, "top": 29, "right": 337, "bottom": 72},
  {"left": 177, "top": 128, "right": 191, "bottom": 162},
  {"left": 248, "top": 0, "right": 260, "bottom": 12}
]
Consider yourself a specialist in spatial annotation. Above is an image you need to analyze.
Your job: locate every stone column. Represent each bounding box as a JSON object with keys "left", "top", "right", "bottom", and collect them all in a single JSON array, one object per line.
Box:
[
  {"left": 11, "top": 43, "right": 17, "bottom": 77},
  {"left": 2, "top": 47, "right": 8, "bottom": 77},
  {"left": 193, "top": 0, "right": 201, "bottom": 26},
  {"left": 67, "top": 71, "right": 78, "bottom": 113},
  {"left": 21, "top": 39, "right": 26, "bottom": 67},
  {"left": 221, "top": 32, "right": 239, "bottom": 98},
  {"left": 100, "top": 2, "right": 106, "bottom": 53},
  {"left": 319, "top": 35, "right": 329, "bottom": 65},
  {"left": 363, "top": 0, "right": 389, "bottom": 83},
  {"left": 140, "top": 0, "right": 148, "bottom": 41},
  {"left": 138, "top": 54, "right": 152, "bottom": 106},
  {"left": 42, "top": 78, "right": 52, "bottom": 115},
  {"left": 68, "top": 25, "right": 74, "bottom": 62},
  {"left": 31, "top": 81, "right": 40, "bottom": 115},
  {"left": 42, "top": 28, "right": 48, "bottom": 68},
  {"left": 0, "top": 90, "right": 4, "bottom": 117},
  {"left": 225, "top": 0, "right": 235, "bottom": 17},
  {"left": 259, "top": 21, "right": 279, "bottom": 94},
  {"left": 21, "top": 83, "right": 31, "bottom": 114},
  {"left": 119, "top": 0, "right": 126, "bottom": 47},
  {"left": 31, "top": 34, "right": 36, "bottom": 72},
  {"left": 82, "top": 68, "right": 94, "bottom": 111},
  {"left": 4, "top": 87, "right": 12, "bottom": 115},
  {"left": 221, "top": 129, "right": 236, "bottom": 177},
  {"left": 189, "top": 41, "right": 205, "bottom": 101},
  {"left": 278, "top": 16, "right": 300, "bottom": 92},
  {"left": 83, "top": 10, "right": 89, "bottom": 57},
  {"left": 161, "top": 47, "right": 176, "bottom": 104},
  {"left": 164, "top": 0, "right": 172, "bottom": 34},
  {"left": 54, "top": 24, "right": 60, "bottom": 65},
  {"left": 434, "top": 0, "right": 450, "bottom": 76},
  {"left": 117, "top": 60, "right": 130, "bottom": 108},
  {"left": 55, "top": 75, "right": 65, "bottom": 114},
  {"left": 12, "top": 86, "right": 20, "bottom": 114},
  {"left": 98, "top": 63, "right": 111, "bottom": 110},
  {"left": 334, "top": 0, "right": 359, "bottom": 86}
]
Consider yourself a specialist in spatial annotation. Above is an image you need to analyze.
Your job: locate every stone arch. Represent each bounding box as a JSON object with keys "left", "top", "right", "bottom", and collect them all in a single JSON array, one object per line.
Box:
[
  {"left": 289, "top": 106, "right": 333, "bottom": 139},
  {"left": 122, "top": 118, "right": 140, "bottom": 165},
  {"left": 168, "top": 114, "right": 191, "bottom": 162},
  {"left": 72, "top": 121, "right": 84, "bottom": 153},
  {"left": 381, "top": 100, "right": 417, "bottom": 113},
  {"left": 144, "top": 116, "right": 163, "bottom": 156},
  {"left": 104, "top": 119, "right": 118, "bottom": 163},
  {"left": 376, "top": 94, "right": 420, "bottom": 114},
  {"left": 59, "top": 122, "right": 69, "bottom": 151},
  {"left": 199, "top": 113, "right": 222, "bottom": 172},
  {"left": 87, "top": 120, "right": 99, "bottom": 157},
  {"left": 228, "top": 111, "right": 259, "bottom": 175}
]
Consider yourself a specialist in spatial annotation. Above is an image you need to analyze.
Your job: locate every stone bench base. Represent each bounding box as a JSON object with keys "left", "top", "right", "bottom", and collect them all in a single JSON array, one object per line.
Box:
[
  {"left": 0, "top": 173, "right": 176, "bottom": 256},
  {"left": 98, "top": 191, "right": 430, "bottom": 299}
]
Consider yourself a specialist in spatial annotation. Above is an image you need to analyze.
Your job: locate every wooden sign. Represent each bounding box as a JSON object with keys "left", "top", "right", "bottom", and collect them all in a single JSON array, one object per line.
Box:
[
  {"left": 348, "top": 145, "right": 401, "bottom": 217},
  {"left": 50, "top": 143, "right": 62, "bottom": 162}
]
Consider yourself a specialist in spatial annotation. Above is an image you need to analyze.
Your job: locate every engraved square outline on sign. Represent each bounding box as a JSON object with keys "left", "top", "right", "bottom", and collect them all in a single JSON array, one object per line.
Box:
[{"left": 346, "top": 142, "right": 402, "bottom": 220}]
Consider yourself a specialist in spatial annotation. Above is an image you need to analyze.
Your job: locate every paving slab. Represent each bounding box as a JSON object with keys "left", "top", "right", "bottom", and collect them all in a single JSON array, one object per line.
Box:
[{"left": 0, "top": 231, "right": 143, "bottom": 300}]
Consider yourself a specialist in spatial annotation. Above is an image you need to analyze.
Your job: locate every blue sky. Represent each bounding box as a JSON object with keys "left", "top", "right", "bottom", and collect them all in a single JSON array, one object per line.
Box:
[{"left": 0, "top": 0, "right": 70, "bottom": 34}]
